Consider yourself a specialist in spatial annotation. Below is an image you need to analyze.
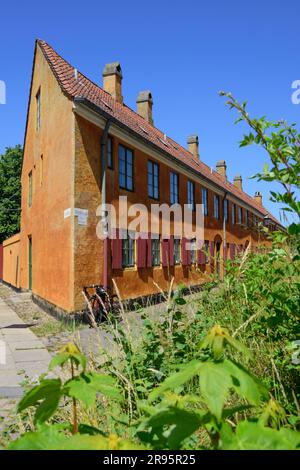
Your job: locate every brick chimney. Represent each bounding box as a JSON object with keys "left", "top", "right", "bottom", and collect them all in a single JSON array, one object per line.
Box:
[
  {"left": 136, "top": 91, "right": 153, "bottom": 125},
  {"left": 187, "top": 135, "right": 199, "bottom": 159},
  {"left": 233, "top": 174, "right": 243, "bottom": 191},
  {"left": 216, "top": 160, "right": 227, "bottom": 180},
  {"left": 102, "top": 62, "right": 123, "bottom": 104},
  {"left": 254, "top": 191, "right": 263, "bottom": 206}
]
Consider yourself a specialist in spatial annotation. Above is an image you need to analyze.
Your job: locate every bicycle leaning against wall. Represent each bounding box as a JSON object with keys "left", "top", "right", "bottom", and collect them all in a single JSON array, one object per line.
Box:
[{"left": 81, "top": 284, "right": 121, "bottom": 328}]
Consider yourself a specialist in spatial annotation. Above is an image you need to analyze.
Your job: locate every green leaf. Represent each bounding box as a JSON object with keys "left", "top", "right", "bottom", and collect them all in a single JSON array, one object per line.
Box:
[
  {"left": 222, "top": 404, "right": 253, "bottom": 418},
  {"left": 8, "top": 425, "right": 68, "bottom": 450},
  {"left": 220, "top": 421, "right": 300, "bottom": 450},
  {"left": 77, "top": 424, "right": 107, "bottom": 436},
  {"left": 288, "top": 223, "right": 300, "bottom": 235},
  {"left": 224, "top": 360, "right": 268, "bottom": 405},
  {"left": 8, "top": 425, "right": 142, "bottom": 450},
  {"left": 263, "top": 162, "right": 269, "bottom": 173},
  {"left": 49, "top": 352, "right": 87, "bottom": 371},
  {"left": 49, "top": 343, "right": 87, "bottom": 371},
  {"left": 17, "top": 379, "right": 62, "bottom": 423},
  {"left": 149, "top": 360, "right": 202, "bottom": 402},
  {"left": 65, "top": 373, "right": 121, "bottom": 408},
  {"left": 137, "top": 406, "right": 209, "bottom": 449},
  {"left": 198, "top": 361, "right": 232, "bottom": 420},
  {"left": 174, "top": 297, "right": 186, "bottom": 305}
]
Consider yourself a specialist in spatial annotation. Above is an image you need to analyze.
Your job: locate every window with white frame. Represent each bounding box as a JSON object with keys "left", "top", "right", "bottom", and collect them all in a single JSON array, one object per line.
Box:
[
  {"left": 122, "top": 233, "right": 135, "bottom": 267},
  {"left": 151, "top": 238, "right": 160, "bottom": 266}
]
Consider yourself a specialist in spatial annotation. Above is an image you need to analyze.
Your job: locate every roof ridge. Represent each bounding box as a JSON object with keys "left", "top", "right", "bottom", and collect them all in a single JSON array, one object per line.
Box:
[{"left": 36, "top": 39, "right": 281, "bottom": 225}]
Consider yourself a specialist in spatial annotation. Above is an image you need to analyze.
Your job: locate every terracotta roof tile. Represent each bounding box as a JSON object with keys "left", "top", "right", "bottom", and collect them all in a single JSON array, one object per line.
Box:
[{"left": 36, "top": 39, "right": 281, "bottom": 226}]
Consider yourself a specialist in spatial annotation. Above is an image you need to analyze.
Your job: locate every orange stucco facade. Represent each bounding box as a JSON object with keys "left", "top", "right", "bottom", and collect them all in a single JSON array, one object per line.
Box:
[
  {"left": 3, "top": 234, "right": 21, "bottom": 289},
  {"left": 20, "top": 46, "right": 75, "bottom": 311},
  {"left": 13, "top": 41, "right": 272, "bottom": 314},
  {"left": 72, "top": 114, "right": 263, "bottom": 310}
]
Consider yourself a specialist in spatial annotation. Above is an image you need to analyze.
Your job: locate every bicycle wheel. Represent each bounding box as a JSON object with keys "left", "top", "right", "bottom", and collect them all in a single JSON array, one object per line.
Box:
[{"left": 91, "top": 296, "right": 106, "bottom": 324}]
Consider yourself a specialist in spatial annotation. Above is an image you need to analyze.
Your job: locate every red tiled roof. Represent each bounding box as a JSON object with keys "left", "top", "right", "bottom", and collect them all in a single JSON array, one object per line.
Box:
[{"left": 36, "top": 39, "right": 281, "bottom": 226}]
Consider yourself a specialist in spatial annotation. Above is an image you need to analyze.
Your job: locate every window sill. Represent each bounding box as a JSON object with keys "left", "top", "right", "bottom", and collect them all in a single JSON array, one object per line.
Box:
[
  {"left": 119, "top": 186, "right": 134, "bottom": 193},
  {"left": 122, "top": 266, "right": 137, "bottom": 272}
]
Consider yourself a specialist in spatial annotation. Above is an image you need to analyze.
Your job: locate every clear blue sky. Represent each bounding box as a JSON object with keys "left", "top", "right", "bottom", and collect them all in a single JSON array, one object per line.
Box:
[{"left": 0, "top": 0, "right": 299, "bottom": 222}]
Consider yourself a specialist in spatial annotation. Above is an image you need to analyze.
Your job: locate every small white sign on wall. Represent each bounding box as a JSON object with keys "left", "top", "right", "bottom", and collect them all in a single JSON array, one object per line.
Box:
[
  {"left": 78, "top": 215, "right": 87, "bottom": 225},
  {"left": 74, "top": 208, "right": 88, "bottom": 217},
  {"left": 64, "top": 208, "right": 71, "bottom": 219},
  {"left": 74, "top": 208, "right": 88, "bottom": 226}
]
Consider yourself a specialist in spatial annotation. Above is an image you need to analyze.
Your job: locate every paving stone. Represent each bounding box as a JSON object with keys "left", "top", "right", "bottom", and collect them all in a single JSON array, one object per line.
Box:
[
  {"left": 12, "top": 349, "right": 51, "bottom": 363},
  {"left": 1, "top": 328, "right": 38, "bottom": 337},
  {"left": 9, "top": 340, "right": 46, "bottom": 351},
  {"left": 0, "top": 387, "right": 23, "bottom": 398},
  {"left": 0, "top": 299, "right": 52, "bottom": 399},
  {"left": 15, "top": 362, "right": 49, "bottom": 378},
  {"left": 0, "top": 371, "right": 22, "bottom": 387},
  {"left": 0, "top": 356, "right": 16, "bottom": 370},
  {"left": 0, "top": 332, "right": 38, "bottom": 342}
]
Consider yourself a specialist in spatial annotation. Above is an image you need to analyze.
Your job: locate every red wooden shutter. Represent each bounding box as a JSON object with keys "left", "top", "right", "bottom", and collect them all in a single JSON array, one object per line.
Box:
[
  {"left": 198, "top": 246, "right": 206, "bottom": 264},
  {"left": 162, "top": 239, "right": 169, "bottom": 267},
  {"left": 197, "top": 240, "right": 204, "bottom": 264},
  {"left": 111, "top": 228, "right": 122, "bottom": 269},
  {"left": 169, "top": 237, "right": 174, "bottom": 267},
  {"left": 182, "top": 237, "right": 191, "bottom": 266},
  {"left": 147, "top": 233, "right": 152, "bottom": 268},
  {"left": 137, "top": 236, "right": 147, "bottom": 268}
]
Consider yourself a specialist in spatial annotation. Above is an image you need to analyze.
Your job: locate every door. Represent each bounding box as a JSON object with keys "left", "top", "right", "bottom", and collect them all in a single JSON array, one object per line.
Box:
[{"left": 28, "top": 236, "right": 32, "bottom": 290}]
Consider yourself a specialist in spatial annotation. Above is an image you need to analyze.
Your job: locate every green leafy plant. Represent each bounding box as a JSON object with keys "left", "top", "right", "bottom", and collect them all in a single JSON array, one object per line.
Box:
[
  {"left": 8, "top": 343, "right": 142, "bottom": 450},
  {"left": 8, "top": 329, "right": 300, "bottom": 450}
]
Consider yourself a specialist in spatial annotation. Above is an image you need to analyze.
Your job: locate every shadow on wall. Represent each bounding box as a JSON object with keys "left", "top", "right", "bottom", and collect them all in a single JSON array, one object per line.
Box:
[{"left": 2, "top": 234, "right": 21, "bottom": 289}]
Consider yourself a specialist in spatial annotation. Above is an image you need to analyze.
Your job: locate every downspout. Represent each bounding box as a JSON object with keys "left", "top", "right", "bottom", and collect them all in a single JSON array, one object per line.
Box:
[
  {"left": 101, "top": 119, "right": 112, "bottom": 290},
  {"left": 222, "top": 191, "right": 228, "bottom": 277}
]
